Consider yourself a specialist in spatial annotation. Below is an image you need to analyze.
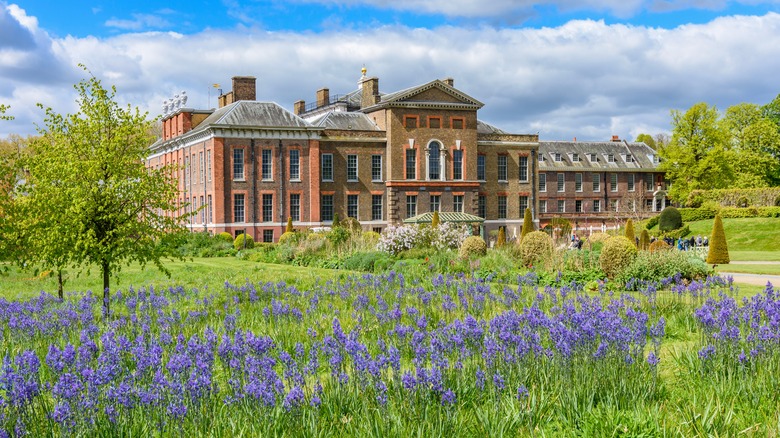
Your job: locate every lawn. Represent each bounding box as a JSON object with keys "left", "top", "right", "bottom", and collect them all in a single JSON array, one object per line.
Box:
[{"left": 684, "top": 217, "right": 780, "bottom": 255}]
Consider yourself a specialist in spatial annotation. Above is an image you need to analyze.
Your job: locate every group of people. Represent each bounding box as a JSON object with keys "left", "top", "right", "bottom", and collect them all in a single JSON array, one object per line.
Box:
[{"left": 652, "top": 235, "right": 709, "bottom": 251}]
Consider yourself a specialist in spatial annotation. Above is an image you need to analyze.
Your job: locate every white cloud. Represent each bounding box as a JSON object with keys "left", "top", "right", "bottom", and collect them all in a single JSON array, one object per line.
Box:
[
  {"left": 105, "top": 13, "right": 173, "bottom": 31},
  {"left": 2, "top": 4, "right": 780, "bottom": 143}
]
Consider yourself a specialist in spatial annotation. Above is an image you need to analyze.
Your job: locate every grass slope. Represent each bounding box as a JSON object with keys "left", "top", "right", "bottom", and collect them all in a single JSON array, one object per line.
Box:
[{"left": 685, "top": 217, "right": 780, "bottom": 253}]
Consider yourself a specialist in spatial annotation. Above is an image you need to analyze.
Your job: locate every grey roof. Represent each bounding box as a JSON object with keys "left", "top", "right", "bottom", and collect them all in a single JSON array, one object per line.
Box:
[
  {"left": 539, "top": 141, "right": 659, "bottom": 171},
  {"left": 403, "top": 212, "right": 484, "bottom": 224},
  {"left": 193, "top": 101, "right": 313, "bottom": 132},
  {"left": 477, "top": 120, "right": 508, "bottom": 135},
  {"left": 308, "top": 112, "right": 381, "bottom": 130}
]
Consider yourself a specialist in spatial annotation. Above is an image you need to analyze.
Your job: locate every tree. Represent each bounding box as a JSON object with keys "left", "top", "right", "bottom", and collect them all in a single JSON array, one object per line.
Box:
[
  {"left": 722, "top": 103, "right": 780, "bottom": 187},
  {"left": 624, "top": 218, "right": 636, "bottom": 246},
  {"left": 706, "top": 214, "right": 729, "bottom": 265},
  {"left": 635, "top": 133, "right": 656, "bottom": 149},
  {"left": 17, "top": 68, "right": 189, "bottom": 316},
  {"left": 520, "top": 207, "right": 533, "bottom": 240},
  {"left": 659, "top": 103, "right": 732, "bottom": 203}
]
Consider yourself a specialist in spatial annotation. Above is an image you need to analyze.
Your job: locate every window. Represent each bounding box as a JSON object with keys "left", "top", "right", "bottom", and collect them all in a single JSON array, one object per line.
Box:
[
  {"left": 404, "top": 115, "right": 418, "bottom": 128},
  {"left": 261, "top": 149, "right": 272, "bottom": 180},
  {"left": 347, "top": 154, "right": 358, "bottom": 181},
  {"left": 263, "top": 230, "right": 274, "bottom": 243},
  {"left": 347, "top": 194, "right": 358, "bottom": 219},
  {"left": 233, "top": 193, "right": 245, "bottom": 222},
  {"left": 626, "top": 155, "right": 635, "bottom": 163},
  {"left": 289, "top": 150, "right": 300, "bottom": 181},
  {"left": 519, "top": 156, "right": 528, "bottom": 182},
  {"left": 184, "top": 156, "right": 189, "bottom": 187},
  {"left": 207, "top": 195, "right": 212, "bottom": 223},
  {"left": 199, "top": 196, "right": 204, "bottom": 223},
  {"left": 428, "top": 117, "right": 441, "bottom": 129},
  {"left": 572, "top": 153, "right": 580, "bottom": 162},
  {"left": 233, "top": 149, "right": 244, "bottom": 180},
  {"left": 406, "top": 195, "right": 417, "bottom": 218},
  {"left": 557, "top": 200, "right": 565, "bottom": 213},
  {"left": 477, "top": 155, "right": 486, "bottom": 180},
  {"left": 497, "top": 155, "right": 507, "bottom": 181},
  {"left": 498, "top": 196, "right": 507, "bottom": 219},
  {"left": 610, "top": 173, "right": 618, "bottom": 192},
  {"left": 557, "top": 173, "right": 565, "bottom": 192},
  {"left": 428, "top": 142, "right": 441, "bottom": 180},
  {"left": 321, "top": 195, "right": 333, "bottom": 221},
  {"left": 575, "top": 173, "right": 582, "bottom": 192},
  {"left": 453, "top": 195, "right": 463, "bottom": 213},
  {"left": 589, "top": 153, "right": 597, "bottom": 162},
  {"left": 646, "top": 174, "right": 654, "bottom": 191},
  {"left": 372, "top": 195, "right": 383, "bottom": 221},
  {"left": 519, "top": 195, "right": 528, "bottom": 214},
  {"left": 206, "top": 150, "right": 212, "bottom": 182},
  {"left": 607, "top": 154, "right": 615, "bottom": 163},
  {"left": 290, "top": 194, "right": 300, "bottom": 222},
  {"left": 372, "top": 155, "right": 382, "bottom": 181},
  {"left": 406, "top": 149, "right": 416, "bottom": 180},
  {"left": 478, "top": 195, "right": 487, "bottom": 218},
  {"left": 592, "top": 173, "right": 600, "bottom": 192},
  {"left": 628, "top": 173, "right": 635, "bottom": 192},
  {"left": 199, "top": 152, "right": 204, "bottom": 183},
  {"left": 540, "top": 200, "right": 547, "bottom": 213},
  {"left": 262, "top": 194, "right": 273, "bottom": 222},
  {"left": 538, "top": 154, "right": 545, "bottom": 162},
  {"left": 539, "top": 174, "right": 547, "bottom": 192},
  {"left": 321, "top": 154, "right": 333, "bottom": 181},
  {"left": 430, "top": 195, "right": 440, "bottom": 212},
  {"left": 553, "top": 152, "right": 562, "bottom": 162},
  {"left": 575, "top": 200, "right": 583, "bottom": 213},
  {"left": 593, "top": 199, "right": 601, "bottom": 212},
  {"left": 452, "top": 118, "right": 464, "bottom": 129},
  {"left": 452, "top": 150, "right": 463, "bottom": 180}
]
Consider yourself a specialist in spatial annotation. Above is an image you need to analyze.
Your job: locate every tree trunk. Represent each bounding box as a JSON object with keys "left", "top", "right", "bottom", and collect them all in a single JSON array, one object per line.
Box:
[
  {"left": 57, "top": 269, "right": 63, "bottom": 301},
  {"left": 102, "top": 260, "right": 110, "bottom": 319}
]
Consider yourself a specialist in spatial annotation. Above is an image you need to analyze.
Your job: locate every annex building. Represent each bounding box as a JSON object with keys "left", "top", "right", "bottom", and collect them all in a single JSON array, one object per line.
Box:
[{"left": 147, "top": 70, "right": 666, "bottom": 242}]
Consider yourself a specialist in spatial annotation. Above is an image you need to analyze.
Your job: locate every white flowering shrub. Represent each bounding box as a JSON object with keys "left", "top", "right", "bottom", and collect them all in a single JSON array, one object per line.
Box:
[
  {"left": 377, "top": 225, "right": 420, "bottom": 255},
  {"left": 433, "top": 223, "right": 472, "bottom": 250},
  {"left": 378, "top": 223, "right": 472, "bottom": 255}
]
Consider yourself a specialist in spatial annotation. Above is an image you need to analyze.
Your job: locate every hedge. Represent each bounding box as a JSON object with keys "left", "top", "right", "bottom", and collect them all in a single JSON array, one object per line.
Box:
[
  {"left": 677, "top": 206, "right": 780, "bottom": 222},
  {"left": 687, "top": 188, "right": 780, "bottom": 208}
]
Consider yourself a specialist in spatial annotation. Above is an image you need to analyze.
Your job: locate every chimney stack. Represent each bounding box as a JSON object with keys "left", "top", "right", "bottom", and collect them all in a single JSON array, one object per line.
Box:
[
  {"left": 361, "top": 77, "right": 380, "bottom": 109},
  {"left": 611, "top": 135, "right": 620, "bottom": 142},
  {"left": 218, "top": 76, "right": 256, "bottom": 108},
  {"left": 316, "top": 88, "right": 330, "bottom": 108},
  {"left": 294, "top": 100, "right": 306, "bottom": 116}
]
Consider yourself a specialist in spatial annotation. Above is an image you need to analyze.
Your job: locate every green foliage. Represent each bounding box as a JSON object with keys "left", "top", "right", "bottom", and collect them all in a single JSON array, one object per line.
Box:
[
  {"left": 332, "top": 213, "right": 341, "bottom": 228},
  {"left": 285, "top": 217, "right": 293, "bottom": 233},
  {"left": 518, "top": 231, "right": 554, "bottom": 268},
  {"left": 459, "top": 236, "right": 486, "bottom": 259},
  {"left": 341, "top": 216, "right": 362, "bottom": 234},
  {"left": 706, "top": 214, "right": 730, "bottom": 264},
  {"left": 521, "top": 207, "right": 534, "bottom": 239},
  {"left": 659, "top": 207, "right": 683, "bottom": 231},
  {"left": 645, "top": 215, "right": 659, "bottom": 230},
  {"left": 234, "top": 233, "right": 255, "bottom": 251},
  {"left": 361, "top": 231, "right": 381, "bottom": 247},
  {"left": 431, "top": 210, "right": 440, "bottom": 228},
  {"left": 687, "top": 188, "right": 780, "bottom": 208},
  {"left": 639, "top": 229, "right": 650, "bottom": 250},
  {"left": 599, "top": 236, "right": 638, "bottom": 279},
  {"left": 341, "top": 251, "right": 393, "bottom": 272},
  {"left": 278, "top": 232, "right": 296, "bottom": 245},
  {"left": 217, "top": 232, "right": 234, "bottom": 243},
  {"left": 619, "top": 250, "right": 710, "bottom": 286},
  {"left": 648, "top": 240, "right": 671, "bottom": 252},
  {"left": 14, "top": 67, "right": 189, "bottom": 312},
  {"left": 624, "top": 219, "right": 636, "bottom": 245},
  {"left": 496, "top": 227, "right": 506, "bottom": 247},
  {"left": 635, "top": 133, "right": 656, "bottom": 149},
  {"left": 327, "top": 226, "right": 350, "bottom": 247}
]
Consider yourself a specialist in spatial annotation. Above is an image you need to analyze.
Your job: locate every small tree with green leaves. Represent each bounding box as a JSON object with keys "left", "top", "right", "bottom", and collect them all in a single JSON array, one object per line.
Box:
[
  {"left": 624, "top": 218, "right": 636, "bottom": 246},
  {"left": 521, "top": 207, "right": 533, "bottom": 240},
  {"left": 17, "top": 67, "right": 190, "bottom": 316},
  {"left": 706, "top": 214, "right": 730, "bottom": 265},
  {"left": 431, "top": 210, "right": 440, "bottom": 228}
]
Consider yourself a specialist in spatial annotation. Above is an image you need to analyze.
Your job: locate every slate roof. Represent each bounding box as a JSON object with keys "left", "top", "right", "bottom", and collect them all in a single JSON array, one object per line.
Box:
[
  {"left": 476, "top": 120, "right": 508, "bottom": 135},
  {"left": 308, "top": 112, "right": 381, "bottom": 130},
  {"left": 192, "top": 101, "right": 313, "bottom": 132},
  {"left": 403, "top": 212, "right": 485, "bottom": 224},
  {"left": 538, "top": 141, "right": 659, "bottom": 171}
]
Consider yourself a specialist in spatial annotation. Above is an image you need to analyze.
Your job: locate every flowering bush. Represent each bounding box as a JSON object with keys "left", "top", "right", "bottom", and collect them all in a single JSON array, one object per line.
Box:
[
  {"left": 377, "top": 223, "right": 470, "bottom": 255},
  {"left": 377, "top": 225, "right": 419, "bottom": 255}
]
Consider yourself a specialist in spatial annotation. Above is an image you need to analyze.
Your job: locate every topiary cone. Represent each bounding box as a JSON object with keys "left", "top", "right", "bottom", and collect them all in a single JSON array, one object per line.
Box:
[
  {"left": 286, "top": 216, "right": 293, "bottom": 233},
  {"left": 496, "top": 227, "right": 506, "bottom": 247},
  {"left": 332, "top": 213, "right": 340, "bottom": 228},
  {"left": 431, "top": 210, "right": 440, "bottom": 228},
  {"left": 640, "top": 229, "right": 650, "bottom": 251},
  {"left": 625, "top": 218, "right": 636, "bottom": 246},
  {"left": 521, "top": 207, "right": 534, "bottom": 240},
  {"left": 706, "top": 214, "right": 729, "bottom": 264}
]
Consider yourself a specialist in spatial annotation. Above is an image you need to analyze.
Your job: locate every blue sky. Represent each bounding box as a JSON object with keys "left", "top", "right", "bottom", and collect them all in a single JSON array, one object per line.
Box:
[{"left": 2, "top": 0, "right": 780, "bottom": 139}]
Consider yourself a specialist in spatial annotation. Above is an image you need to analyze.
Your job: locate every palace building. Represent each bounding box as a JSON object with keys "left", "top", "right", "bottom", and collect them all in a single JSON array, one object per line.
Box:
[{"left": 146, "top": 69, "right": 666, "bottom": 242}]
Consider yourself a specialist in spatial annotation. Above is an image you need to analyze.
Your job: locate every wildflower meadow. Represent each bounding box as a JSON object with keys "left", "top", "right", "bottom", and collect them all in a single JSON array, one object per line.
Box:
[{"left": 0, "top": 267, "right": 777, "bottom": 436}]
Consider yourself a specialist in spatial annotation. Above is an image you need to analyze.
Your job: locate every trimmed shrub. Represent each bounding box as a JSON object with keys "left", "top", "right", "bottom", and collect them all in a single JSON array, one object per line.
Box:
[
  {"left": 217, "top": 232, "right": 233, "bottom": 243},
  {"left": 659, "top": 207, "right": 682, "bottom": 231},
  {"left": 278, "top": 232, "right": 296, "bottom": 245},
  {"left": 327, "top": 227, "right": 350, "bottom": 246},
  {"left": 496, "top": 227, "right": 506, "bottom": 247},
  {"left": 639, "top": 229, "right": 650, "bottom": 251},
  {"left": 599, "top": 236, "right": 637, "bottom": 279},
  {"left": 645, "top": 215, "right": 659, "bottom": 230},
  {"left": 706, "top": 214, "right": 730, "bottom": 265},
  {"left": 285, "top": 217, "right": 293, "bottom": 233},
  {"left": 332, "top": 213, "right": 341, "bottom": 228},
  {"left": 459, "top": 236, "right": 487, "bottom": 259},
  {"left": 521, "top": 208, "right": 534, "bottom": 240},
  {"left": 648, "top": 240, "right": 671, "bottom": 253},
  {"left": 624, "top": 219, "right": 636, "bottom": 246},
  {"left": 518, "top": 231, "right": 554, "bottom": 268},
  {"left": 587, "top": 232, "right": 611, "bottom": 245},
  {"left": 341, "top": 217, "right": 362, "bottom": 234},
  {"left": 362, "top": 231, "right": 381, "bottom": 246},
  {"left": 233, "top": 233, "right": 255, "bottom": 251},
  {"left": 431, "top": 210, "right": 440, "bottom": 228}
]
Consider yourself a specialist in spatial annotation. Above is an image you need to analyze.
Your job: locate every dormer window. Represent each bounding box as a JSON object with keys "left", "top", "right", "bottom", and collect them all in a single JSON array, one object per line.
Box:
[
  {"left": 572, "top": 153, "right": 580, "bottom": 162},
  {"left": 588, "top": 153, "right": 597, "bottom": 162},
  {"left": 538, "top": 154, "right": 545, "bottom": 162},
  {"left": 626, "top": 154, "right": 634, "bottom": 163},
  {"left": 652, "top": 154, "right": 659, "bottom": 164},
  {"left": 553, "top": 153, "right": 562, "bottom": 162},
  {"left": 607, "top": 154, "right": 615, "bottom": 163}
]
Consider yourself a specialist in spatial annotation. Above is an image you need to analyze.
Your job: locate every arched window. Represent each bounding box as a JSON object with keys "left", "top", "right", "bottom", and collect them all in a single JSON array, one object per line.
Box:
[{"left": 428, "top": 141, "right": 441, "bottom": 180}]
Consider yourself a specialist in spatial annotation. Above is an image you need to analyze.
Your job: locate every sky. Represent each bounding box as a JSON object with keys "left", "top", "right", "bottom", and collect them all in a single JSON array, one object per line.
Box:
[{"left": 1, "top": 0, "right": 780, "bottom": 141}]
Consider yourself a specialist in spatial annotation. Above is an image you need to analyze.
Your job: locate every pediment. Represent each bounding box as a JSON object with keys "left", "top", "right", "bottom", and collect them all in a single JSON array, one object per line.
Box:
[{"left": 382, "top": 80, "right": 483, "bottom": 108}]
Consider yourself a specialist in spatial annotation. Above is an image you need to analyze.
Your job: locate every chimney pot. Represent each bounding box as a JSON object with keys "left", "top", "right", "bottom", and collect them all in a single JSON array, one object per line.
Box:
[{"left": 611, "top": 135, "right": 620, "bottom": 142}]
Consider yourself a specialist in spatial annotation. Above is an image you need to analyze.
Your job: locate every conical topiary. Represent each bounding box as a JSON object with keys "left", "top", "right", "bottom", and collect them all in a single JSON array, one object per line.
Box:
[
  {"left": 332, "top": 213, "right": 340, "bottom": 228},
  {"left": 706, "top": 214, "right": 730, "bottom": 265},
  {"left": 639, "top": 229, "right": 650, "bottom": 251},
  {"left": 286, "top": 217, "right": 293, "bottom": 233},
  {"left": 625, "top": 218, "right": 636, "bottom": 246},
  {"left": 521, "top": 207, "right": 534, "bottom": 240},
  {"left": 496, "top": 227, "right": 506, "bottom": 247},
  {"left": 431, "top": 210, "right": 440, "bottom": 228}
]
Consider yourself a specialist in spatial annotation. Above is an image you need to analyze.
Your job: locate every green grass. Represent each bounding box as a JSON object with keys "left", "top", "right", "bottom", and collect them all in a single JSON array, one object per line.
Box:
[
  {"left": 684, "top": 217, "right": 780, "bottom": 252},
  {"left": 715, "top": 263, "right": 780, "bottom": 276}
]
